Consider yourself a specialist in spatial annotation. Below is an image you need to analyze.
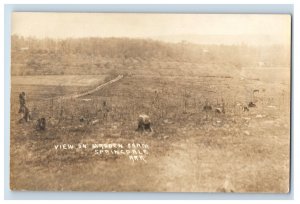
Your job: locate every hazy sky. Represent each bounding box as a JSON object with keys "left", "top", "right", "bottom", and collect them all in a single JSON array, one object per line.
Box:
[{"left": 12, "top": 12, "right": 291, "bottom": 45}]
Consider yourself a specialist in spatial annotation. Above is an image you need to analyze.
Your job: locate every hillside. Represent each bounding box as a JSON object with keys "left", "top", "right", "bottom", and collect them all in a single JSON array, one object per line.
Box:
[{"left": 11, "top": 35, "right": 290, "bottom": 76}]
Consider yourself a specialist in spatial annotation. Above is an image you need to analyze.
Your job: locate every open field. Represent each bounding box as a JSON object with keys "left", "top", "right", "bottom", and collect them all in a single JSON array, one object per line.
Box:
[
  {"left": 11, "top": 75, "right": 107, "bottom": 86},
  {"left": 10, "top": 12, "right": 291, "bottom": 193},
  {"left": 10, "top": 62, "right": 290, "bottom": 192}
]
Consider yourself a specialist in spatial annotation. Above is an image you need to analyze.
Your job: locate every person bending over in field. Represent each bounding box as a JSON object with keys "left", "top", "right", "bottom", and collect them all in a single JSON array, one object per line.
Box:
[
  {"left": 36, "top": 118, "right": 46, "bottom": 131},
  {"left": 136, "top": 114, "right": 153, "bottom": 133}
]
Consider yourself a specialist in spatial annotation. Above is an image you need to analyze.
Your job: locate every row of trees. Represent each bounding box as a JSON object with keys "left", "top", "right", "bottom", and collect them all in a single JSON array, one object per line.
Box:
[{"left": 11, "top": 35, "right": 290, "bottom": 75}]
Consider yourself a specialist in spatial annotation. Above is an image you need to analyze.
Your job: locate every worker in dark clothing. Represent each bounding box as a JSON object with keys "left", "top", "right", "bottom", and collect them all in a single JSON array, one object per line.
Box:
[{"left": 18, "top": 92, "right": 26, "bottom": 113}]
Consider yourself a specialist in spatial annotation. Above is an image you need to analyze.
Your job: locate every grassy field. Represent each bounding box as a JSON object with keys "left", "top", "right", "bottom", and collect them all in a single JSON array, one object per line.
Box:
[
  {"left": 10, "top": 62, "right": 290, "bottom": 192},
  {"left": 11, "top": 75, "right": 107, "bottom": 87}
]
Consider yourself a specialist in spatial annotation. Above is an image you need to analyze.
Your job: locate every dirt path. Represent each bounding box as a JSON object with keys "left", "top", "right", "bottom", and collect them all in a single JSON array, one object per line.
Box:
[{"left": 50, "top": 75, "right": 124, "bottom": 100}]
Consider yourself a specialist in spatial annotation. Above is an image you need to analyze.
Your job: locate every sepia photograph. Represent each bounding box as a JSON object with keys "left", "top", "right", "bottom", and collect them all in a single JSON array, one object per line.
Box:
[{"left": 10, "top": 12, "right": 291, "bottom": 192}]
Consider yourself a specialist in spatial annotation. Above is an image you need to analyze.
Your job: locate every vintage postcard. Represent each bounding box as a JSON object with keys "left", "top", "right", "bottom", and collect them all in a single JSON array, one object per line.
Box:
[{"left": 10, "top": 13, "right": 291, "bottom": 192}]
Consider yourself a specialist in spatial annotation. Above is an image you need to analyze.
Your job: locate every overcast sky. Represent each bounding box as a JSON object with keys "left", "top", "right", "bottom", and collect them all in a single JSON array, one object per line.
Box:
[{"left": 12, "top": 12, "right": 291, "bottom": 45}]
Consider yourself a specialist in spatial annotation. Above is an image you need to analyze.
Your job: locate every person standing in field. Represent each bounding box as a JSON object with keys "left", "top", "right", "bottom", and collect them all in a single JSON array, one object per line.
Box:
[
  {"left": 18, "top": 91, "right": 31, "bottom": 122},
  {"left": 18, "top": 92, "right": 26, "bottom": 113}
]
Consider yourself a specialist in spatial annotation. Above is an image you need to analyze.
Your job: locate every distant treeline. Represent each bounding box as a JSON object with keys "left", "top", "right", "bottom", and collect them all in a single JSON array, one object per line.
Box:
[{"left": 11, "top": 35, "right": 290, "bottom": 75}]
